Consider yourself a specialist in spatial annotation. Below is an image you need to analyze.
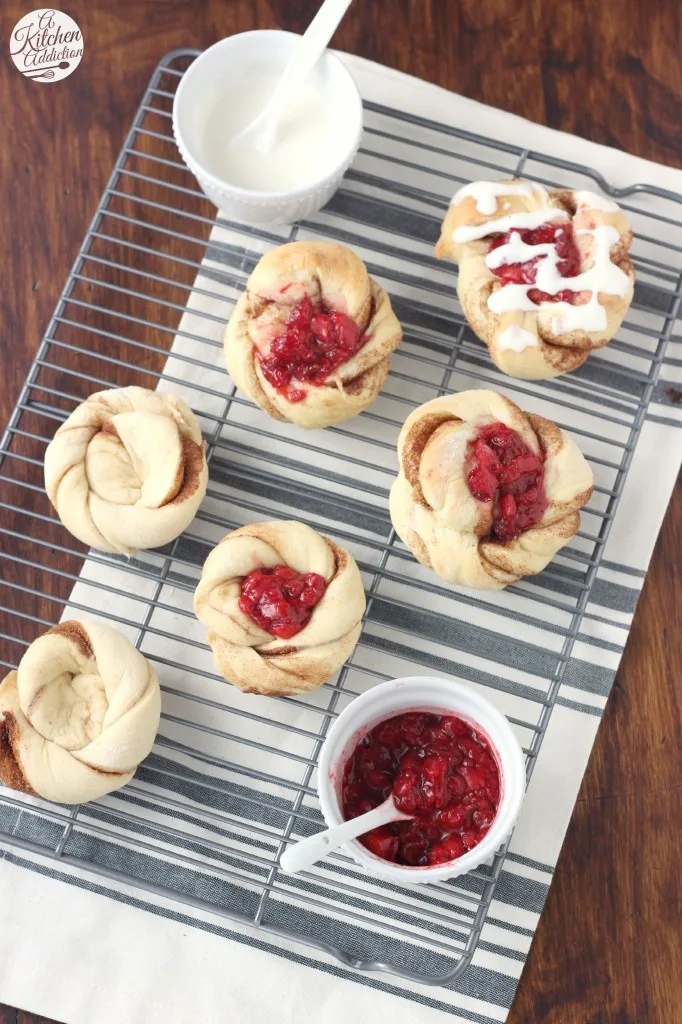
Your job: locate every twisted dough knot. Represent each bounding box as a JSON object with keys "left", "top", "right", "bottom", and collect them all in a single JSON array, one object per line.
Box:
[
  {"left": 44, "top": 387, "right": 208, "bottom": 555},
  {"left": 194, "top": 521, "right": 366, "bottom": 695},
  {"left": 225, "top": 240, "right": 403, "bottom": 428},
  {"left": 0, "top": 620, "right": 161, "bottom": 804},
  {"left": 389, "top": 391, "right": 594, "bottom": 589},
  {"left": 436, "top": 180, "right": 634, "bottom": 380}
]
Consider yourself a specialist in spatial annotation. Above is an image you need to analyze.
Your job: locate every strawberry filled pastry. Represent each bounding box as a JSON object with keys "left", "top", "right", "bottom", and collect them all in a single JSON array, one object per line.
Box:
[
  {"left": 193, "top": 520, "right": 366, "bottom": 695},
  {"left": 225, "top": 240, "right": 402, "bottom": 428},
  {"left": 436, "top": 180, "right": 634, "bottom": 379},
  {"left": 390, "top": 390, "right": 594, "bottom": 588}
]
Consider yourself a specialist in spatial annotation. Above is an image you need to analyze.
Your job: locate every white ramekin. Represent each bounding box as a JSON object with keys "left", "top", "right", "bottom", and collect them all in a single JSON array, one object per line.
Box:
[
  {"left": 318, "top": 676, "right": 526, "bottom": 884},
  {"left": 172, "top": 31, "right": 363, "bottom": 225}
]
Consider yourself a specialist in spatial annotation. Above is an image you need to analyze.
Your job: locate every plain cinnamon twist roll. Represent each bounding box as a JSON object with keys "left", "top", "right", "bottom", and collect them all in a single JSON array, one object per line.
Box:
[
  {"left": 436, "top": 180, "right": 634, "bottom": 379},
  {"left": 44, "top": 387, "right": 208, "bottom": 555},
  {"left": 0, "top": 620, "right": 161, "bottom": 804},
  {"left": 225, "top": 240, "right": 403, "bottom": 428},
  {"left": 194, "top": 521, "right": 366, "bottom": 695},
  {"left": 389, "top": 390, "right": 594, "bottom": 589}
]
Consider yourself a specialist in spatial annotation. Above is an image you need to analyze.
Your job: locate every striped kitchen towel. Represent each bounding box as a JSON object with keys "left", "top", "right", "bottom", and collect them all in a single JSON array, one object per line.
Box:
[{"left": 0, "top": 50, "right": 681, "bottom": 1024}]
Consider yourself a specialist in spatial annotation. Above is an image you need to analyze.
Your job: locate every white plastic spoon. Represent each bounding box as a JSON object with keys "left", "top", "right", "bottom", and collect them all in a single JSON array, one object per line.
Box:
[
  {"left": 229, "top": 0, "right": 354, "bottom": 156},
  {"left": 280, "top": 795, "right": 411, "bottom": 874}
]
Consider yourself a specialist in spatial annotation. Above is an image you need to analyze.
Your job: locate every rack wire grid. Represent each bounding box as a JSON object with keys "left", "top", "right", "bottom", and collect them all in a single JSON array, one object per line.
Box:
[{"left": 1, "top": 49, "right": 681, "bottom": 988}]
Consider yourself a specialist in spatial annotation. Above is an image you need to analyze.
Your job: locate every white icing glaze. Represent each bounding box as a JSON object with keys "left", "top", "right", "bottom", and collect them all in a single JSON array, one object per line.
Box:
[
  {"left": 453, "top": 180, "right": 629, "bottom": 336},
  {"left": 453, "top": 208, "right": 567, "bottom": 244},
  {"left": 550, "top": 295, "right": 607, "bottom": 334},
  {"left": 496, "top": 325, "right": 538, "bottom": 352},
  {"left": 537, "top": 226, "right": 629, "bottom": 297},
  {"left": 487, "top": 224, "right": 630, "bottom": 328},
  {"left": 451, "top": 180, "right": 536, "bottom": 215},
  {"left": 486, "top": 234, "right": 556, "bottom": 269},
  {"left": 574, "top": 190, "right": 620, "bottom": 213},
  {"left": 489, "top": 284, "right": 542, "bottom": 314},
  {"left": 200, "top": 73, "right": 355, "bottom": 192}
]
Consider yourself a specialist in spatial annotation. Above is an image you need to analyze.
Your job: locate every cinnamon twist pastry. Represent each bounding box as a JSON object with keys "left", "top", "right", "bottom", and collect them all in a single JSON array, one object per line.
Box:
[
  {"left": 389, "top": 390, "right": 594, "bottom": 589},
  {"left": 194, "top": 521, "right": 366, "bottom": 695},
  {"left": 436, "top": 180, "right": 634, "bottom": 379},
  {"left": 44, "top": 387, "right": 208, "bottom": 555},
  {"left": 0, "top": 620, "right": 161, "bottom": 804},
  {"left": 225, "top": 240, "right": 403, "bottom": 428}
]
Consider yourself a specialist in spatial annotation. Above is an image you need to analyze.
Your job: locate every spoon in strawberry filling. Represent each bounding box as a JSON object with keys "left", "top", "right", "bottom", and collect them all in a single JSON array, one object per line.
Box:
[
  {"left": 466, "top": 422, "right": 548, "bottom": 540},
  {"left": 279, "top": 710, "right": 501, "bottom": 874},
  {"left": 258, "top": 295, "right": 367, "bottom": 402}
]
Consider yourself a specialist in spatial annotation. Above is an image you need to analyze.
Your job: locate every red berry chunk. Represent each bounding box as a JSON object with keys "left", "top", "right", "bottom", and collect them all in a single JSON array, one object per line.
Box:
[
  {"left": 341, "top": 711, "right": 501, "bottom": 866},
  {"left": 466, "top": 421, "right": 548, "bottom": 541},
  {"left": 238, "top": 564, "right": 326, "bottom": 639},
  {"left": 258, "top": 295, "right": 366, "bottom": 400},
  {"left": 487, "top": 222, "right": 581, "bottom": 305},
  {"left": 420, "top": 754, "right": 450, "bottom": 809},
  {"left": 460, "top": 829, "right": 482, "bottom": 851},
  {"left": 428, "top": 835, "right": 465, "bottom": 865},
  {"left": 363, "top": 826, "right": 399, "bottom": 861}
]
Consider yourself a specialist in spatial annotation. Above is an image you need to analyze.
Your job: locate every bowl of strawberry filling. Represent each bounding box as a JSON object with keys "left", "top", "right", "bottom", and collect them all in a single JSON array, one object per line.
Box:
[{"left": 318, "top": 677, "right": 525, "bottom": 883}]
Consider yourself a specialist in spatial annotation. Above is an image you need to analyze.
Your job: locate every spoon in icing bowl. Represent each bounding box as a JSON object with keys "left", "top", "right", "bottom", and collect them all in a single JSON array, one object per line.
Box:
[
  {"left": 229, "top": 0, "right": 354, "bottom": 156},
  {"left": 280, "top": 795, "right": 411, "bottom": 875}
]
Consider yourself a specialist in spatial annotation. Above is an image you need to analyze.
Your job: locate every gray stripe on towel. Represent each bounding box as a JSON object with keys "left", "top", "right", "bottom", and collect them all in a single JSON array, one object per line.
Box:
[{"left": 2, "top": 852, "right": 511, "bottom": 1021}]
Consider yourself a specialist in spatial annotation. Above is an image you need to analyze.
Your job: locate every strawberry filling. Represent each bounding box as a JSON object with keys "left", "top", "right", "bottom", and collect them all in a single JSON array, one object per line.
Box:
[
  {"left": 342, "top": 711, "right": 500, "bottom": 867},
  {"left": 258, "top": 296, "right": 366, "bottom": 402},
  {"left": 488, "top": 222, "right": 581, "bottom": 304},
  {"left": 467, "top": 422, "right": 547, "bottom": 540},
  {"left": 238, "top": 564, "right": 327, "bottom": 640}
]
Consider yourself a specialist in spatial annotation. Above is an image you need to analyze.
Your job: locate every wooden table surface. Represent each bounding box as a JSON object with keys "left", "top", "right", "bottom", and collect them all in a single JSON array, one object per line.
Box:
[{"left": 0, "top": 1, "right": 680, "bottom": 1022}]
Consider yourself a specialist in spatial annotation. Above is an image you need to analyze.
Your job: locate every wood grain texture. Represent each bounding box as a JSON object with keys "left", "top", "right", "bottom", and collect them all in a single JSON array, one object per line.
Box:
[{"left": 0, "top": 1, "right": 680, "bottom": 1022}]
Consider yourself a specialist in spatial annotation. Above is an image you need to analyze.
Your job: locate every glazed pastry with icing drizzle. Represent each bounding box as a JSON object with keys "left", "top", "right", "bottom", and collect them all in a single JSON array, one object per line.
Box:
[
  {"left": 389, "top": 390, "right": 594, "bottom": 589},
  {"left": 436, "top": 180, "right": 635, "bottom": 379},
  {"left": 224, "top": 240, "right": 403, "bottom": 428}
]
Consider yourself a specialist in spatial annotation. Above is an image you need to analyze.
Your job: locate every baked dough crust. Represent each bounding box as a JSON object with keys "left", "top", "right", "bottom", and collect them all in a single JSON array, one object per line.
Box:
[
  {"left": 44, "top": 386, "right": 208, "bottom": 555},
  {"left": 225, "top": 240, "right": 403, "bottom": 428},
  {"left": 436, "top": 181, "right": 634, "bottom": 379},
  {"left": 389, "top": 390, "right": 594, "bottom": 589},
  {"left": 0, "top": 620, "right": 161, "bottom": 803},
  {"left": 194, "top": 520, "right": 366, "bottom": 694}
]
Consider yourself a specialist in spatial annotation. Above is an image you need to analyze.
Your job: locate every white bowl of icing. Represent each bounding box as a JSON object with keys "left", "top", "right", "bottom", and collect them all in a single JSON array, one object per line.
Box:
[{"left": 173, "top": 31, "right": 363, "bottom": 225}]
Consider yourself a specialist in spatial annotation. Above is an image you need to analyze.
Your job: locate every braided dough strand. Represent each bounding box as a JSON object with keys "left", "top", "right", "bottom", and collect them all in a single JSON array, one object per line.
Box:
[
  {"left": 0, "top": 620, "right": 161, "bottom": 803},
  {"left": 44, "top": 386, "right": 208, "bottom": 554},
  {"left": 194, "top": 521, "right": 366, "bottom": 695},
  {"left": 389, "top": 391, "right": 594, "bottom": 589}
]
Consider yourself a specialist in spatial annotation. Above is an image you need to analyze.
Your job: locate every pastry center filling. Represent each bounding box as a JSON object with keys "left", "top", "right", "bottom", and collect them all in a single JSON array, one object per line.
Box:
[
  {"left": 488, "top": 222, "right": 581, "bottom": 305},
  {"left": 466, "top": 422, "right": 547, "bottom": 540},
  {"left": 342, "top": 711, "right": 501, "bottom": 866},
  {"left": 238, "top": 564, "right": 327, "bottom": 639},
  {"left": 258, "top": 295, "right": 366, "bottom": 402}
]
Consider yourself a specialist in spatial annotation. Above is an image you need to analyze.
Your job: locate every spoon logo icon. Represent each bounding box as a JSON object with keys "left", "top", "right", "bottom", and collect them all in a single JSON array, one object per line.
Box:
[{"left": 10, "top": 9, "right": 84, "bottom": 83}]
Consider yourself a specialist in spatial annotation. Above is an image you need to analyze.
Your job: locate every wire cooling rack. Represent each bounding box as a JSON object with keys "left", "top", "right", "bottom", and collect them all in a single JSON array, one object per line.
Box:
[{"left": 1, "top": 49, "right": 681, "bottom": 988}]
